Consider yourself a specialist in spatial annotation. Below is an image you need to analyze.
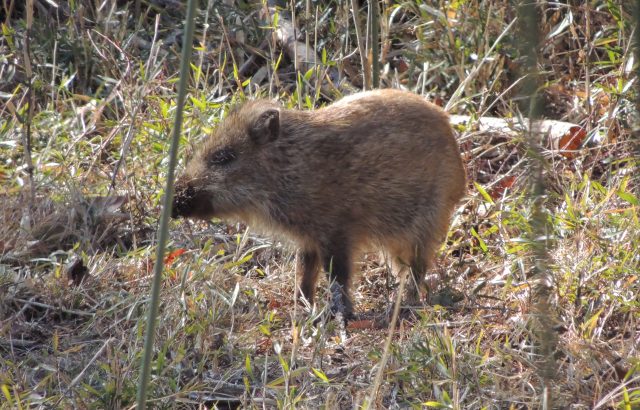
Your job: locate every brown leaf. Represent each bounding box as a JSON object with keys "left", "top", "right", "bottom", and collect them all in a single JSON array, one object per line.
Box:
[
  {"left": 255, "top": 338, "right": 272, "bottom": 355},
  {"left": 490, "top": 175, "right": 516, "bottom": 199},
  {"left": 164, "top": 248, "right": 186, "bottom": 266},
  {"left": 558, "top": 126, "right": 587, "bottom": 158},
  {"left": 391, "top": 56, "right": 409, "bottom": 73},
  {"left": 346, "top": 319, "right": 376, "bottom": 330},
  {"left": 267, "top": 298, "right": 283, "bottom": 310}
]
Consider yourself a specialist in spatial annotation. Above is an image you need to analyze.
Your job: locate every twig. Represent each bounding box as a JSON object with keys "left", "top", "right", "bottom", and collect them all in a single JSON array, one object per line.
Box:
[
  {"left": 370, "top": 0, "right": 380, "bottom": 88},
  {"left": 583, "top": 4, "right": 592, "bottom": 134},
  {"left": 0, "top": 294, "right": 33, "bottom": 334},
  {"left": 11, "top": 298, "right": 96, "bottom": 317},
  {"left": 593, "top": 374, "right": 640, "bottom": 409},
  {"left": 53, "top": 338, "right": 115, "bottom": 408},
  {"left": 237, "top": 39, "right": 269, "bottom": 76},
  {"left": 363, "top": 268, "right": 407, "bottom": 408},
  {"left": 633, "top": 4, "right": 640, "bottom": 161},
  {"left": 445, "top": 18, "right": 517, "bottom": 112},
  {"left": 22, "top": 0, "right": 36, "bottom": 208},
  {"left": 71, "top": 338, "right": 114, "bottom": 387},
  {"left": 350, "top": 0, "right": 370, "bottom": 90},
  {"left": 0, "top": 337, "right": 39, "bottom": 351},
  {"left": 219, "top": 14, "right": 244, "bottom": 92}
]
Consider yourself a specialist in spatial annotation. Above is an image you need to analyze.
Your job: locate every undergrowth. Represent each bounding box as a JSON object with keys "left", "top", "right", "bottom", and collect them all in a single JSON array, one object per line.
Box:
[{"left": 0, "top": 1, "right": 638, "bottom": 408}]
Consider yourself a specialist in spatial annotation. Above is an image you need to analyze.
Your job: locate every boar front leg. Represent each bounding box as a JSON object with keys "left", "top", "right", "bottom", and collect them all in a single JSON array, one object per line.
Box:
[{"left": 321, "top": 238, "right": 354, "bottom": 320}]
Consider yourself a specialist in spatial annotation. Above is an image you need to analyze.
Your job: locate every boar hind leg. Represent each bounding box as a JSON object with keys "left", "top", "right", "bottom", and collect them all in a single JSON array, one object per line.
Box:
[
  {"left": 392, "top": 240, "right": 436, "bottom": 306},
  {"left": 296, "top": 248, "right": 321, "bottom": 305},
  {"left": 321, "top": 239, "right": 354, "bottom": 319}
]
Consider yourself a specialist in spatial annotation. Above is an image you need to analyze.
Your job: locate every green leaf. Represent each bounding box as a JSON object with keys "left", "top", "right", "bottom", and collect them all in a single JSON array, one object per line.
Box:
[
  {"left": 222, "top": 253, "right": 253, "bottom": 269},
  {"left": 1, "top": 385, "right": 13, "bottom": 407},
  {"left": 423, "top": 402, "right": 448, "bottom": 408},
  {"left": 267, "top": 367, "right": 309, "bottom": 388},
  {"left": 278, "top": 355, "right": 289, "bottom": 373},
  {"left": 245, "top": 354, "right": 254, "bottom": 378},
  {"left": 190, "top": 96, "right": 206, "bottom": 110},
  {"left": 470, "top": 227, "right": 488, "bottom": 253},
  {"left": 617, "top": 190, "right": 638, "bottom": 206},
  {"left": 304, "top": 67, "right": 315, "bottom": 81},
  {"left": 233, "top": 62, "right": 239, "bottom": 81},
  {"left": 581, "top": 308, "right": 603, "bottom": 339},
  {"left": 311, "top": 368, "right": 329, "bottom": 383},
  {"left": 474, "top": 182, "right": 494, "bottom": 204},
  {"left": 258, "top": 324, "right": 271, "bottom": 336}
]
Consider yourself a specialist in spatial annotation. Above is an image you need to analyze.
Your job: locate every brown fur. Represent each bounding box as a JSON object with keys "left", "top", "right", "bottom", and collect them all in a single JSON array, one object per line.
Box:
[{"left": 172, "top": 89, "right": 466, "bottom": 317}]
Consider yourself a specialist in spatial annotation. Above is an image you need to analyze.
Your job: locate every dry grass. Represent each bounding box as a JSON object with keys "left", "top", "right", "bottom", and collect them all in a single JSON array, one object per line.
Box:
[{"left": 1, "top": 1, "right": 638, "bottom": 408}]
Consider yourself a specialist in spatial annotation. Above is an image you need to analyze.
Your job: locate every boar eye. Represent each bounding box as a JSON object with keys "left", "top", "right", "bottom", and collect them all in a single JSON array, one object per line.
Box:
[{"left": 209, "top": 147, "right": 236, "bottom": 166}]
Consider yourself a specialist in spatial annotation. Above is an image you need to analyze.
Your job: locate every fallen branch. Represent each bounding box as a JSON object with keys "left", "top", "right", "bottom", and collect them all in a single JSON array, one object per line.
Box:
[
  {"left": 10, "top": 297, "right": 96, "bottom": 317},
  {"left": 450, "top": 114, "right": 587, "bottom": 157}
]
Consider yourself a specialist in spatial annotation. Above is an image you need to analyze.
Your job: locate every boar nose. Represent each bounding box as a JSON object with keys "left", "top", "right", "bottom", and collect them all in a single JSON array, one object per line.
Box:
[{"left": 171, "top": 181, "right": 190, "bottom": 219}]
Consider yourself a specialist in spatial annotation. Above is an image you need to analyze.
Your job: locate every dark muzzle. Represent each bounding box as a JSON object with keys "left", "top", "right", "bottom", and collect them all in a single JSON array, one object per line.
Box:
[
  {"left": 171, "top": 184, "right": 196, "bottom": 219},
  {"left": 171, "top": 183, "right": 216, "bottom": 220}
]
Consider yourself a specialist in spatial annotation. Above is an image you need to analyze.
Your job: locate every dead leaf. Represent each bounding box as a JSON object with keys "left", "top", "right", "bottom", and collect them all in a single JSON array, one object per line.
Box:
[
  {"left": 347, "top": 319, "right": 375, "bottom": 330},
  {"left": 267, "top": 298, "right": 283, "bottom": 310},
  {"left": 391, "top": 56, "right": 409, "bottom": 73},
  {"left": 490, "top": 175, "right": 516, "bottom": 199},
  {"left": 164, "top": 248, "right": 186, "bottom": 266},
  {"left": 558, "top": 126, "right": 587, "bottom": 158},
  {"left": 255, "top": 338, "right": 272, "bottom": 355}
]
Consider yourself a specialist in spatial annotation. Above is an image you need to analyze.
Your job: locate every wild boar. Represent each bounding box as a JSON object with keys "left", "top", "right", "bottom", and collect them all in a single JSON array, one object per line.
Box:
[{"left": 172, "top": 89, "right": 466, "bottom": 318}]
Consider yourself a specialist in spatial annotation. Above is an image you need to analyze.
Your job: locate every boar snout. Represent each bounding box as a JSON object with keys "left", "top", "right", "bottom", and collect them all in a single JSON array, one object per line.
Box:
[
  {"left": 171, "top": 183, "right": 193, "bottom": 219},
  {"left": 171, "top": 180, "right": 216, "bottom": 220}
]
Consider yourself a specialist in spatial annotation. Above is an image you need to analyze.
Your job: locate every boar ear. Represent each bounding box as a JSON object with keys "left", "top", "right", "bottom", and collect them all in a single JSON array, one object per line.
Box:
[{"left": 249, "top": 109, "right": 279, "bottom": 144}]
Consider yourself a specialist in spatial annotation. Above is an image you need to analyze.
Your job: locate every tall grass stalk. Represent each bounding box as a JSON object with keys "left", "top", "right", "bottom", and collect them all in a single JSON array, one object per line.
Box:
[
  {"left": 517, "top": 2, "right": 557, "bottom": 408},
  {"left": 135, "top": 0, "right": 198, "bottom": 408},
  {"left": 363, "top": 269, "right": 408, "bottom": 408},
  {"left": 634, "top": 1, "right": 640, "bottom": 161},
  {"left": 22, "top": 0, "right": 35, "bottom": 207},
  {"left": 351, "top": 0, "right": 370, "bottom": 90},
  {"left": 370, "top": 0, "right": 380, "bottom": 88}
]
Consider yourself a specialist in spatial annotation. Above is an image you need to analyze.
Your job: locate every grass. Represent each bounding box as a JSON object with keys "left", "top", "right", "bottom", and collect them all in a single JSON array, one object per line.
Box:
[{"left": 1, "top": 1, "right": 638, "bottom": 408}]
